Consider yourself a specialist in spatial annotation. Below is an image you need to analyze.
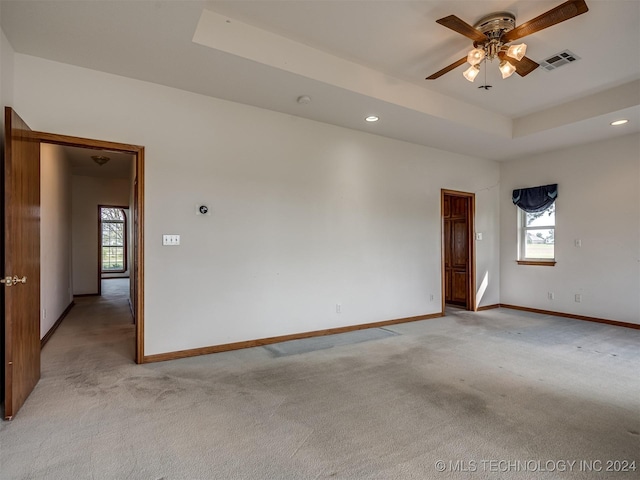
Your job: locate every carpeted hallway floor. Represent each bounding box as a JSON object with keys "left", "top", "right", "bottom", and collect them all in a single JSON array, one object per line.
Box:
[{"left": 1, "top": 279, "right": 639, "bottom": 479}]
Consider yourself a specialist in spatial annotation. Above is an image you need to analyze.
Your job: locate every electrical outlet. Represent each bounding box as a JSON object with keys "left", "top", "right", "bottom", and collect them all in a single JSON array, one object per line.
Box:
[
  {"left": 575, "top": 294, "right": 582, "bottom": 303},
  {"left": 42, "top": 308, "right": 46, "bottom": 320},
  {"left": 430, "top": 294, "right": 435, "bottom": 302},
  {"left": 548, "top": 292, "right": 554, "bottom": 300},
  {"left": 336, "top": 304, "right": 342, "bottom": 314}
]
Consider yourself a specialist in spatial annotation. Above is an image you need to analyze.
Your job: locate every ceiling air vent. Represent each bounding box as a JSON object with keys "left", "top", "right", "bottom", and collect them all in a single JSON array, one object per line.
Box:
[{"left": 539, "top": 50, "right": 580, "bottom": 71}]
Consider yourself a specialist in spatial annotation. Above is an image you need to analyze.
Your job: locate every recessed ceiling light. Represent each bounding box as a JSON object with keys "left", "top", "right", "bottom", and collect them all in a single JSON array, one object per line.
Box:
[
  {"left": 365, "top": 116, "right": 379, "bottom": 122},
  {"left": 610, "top": 119, "right": 628, "bottom": 126}
]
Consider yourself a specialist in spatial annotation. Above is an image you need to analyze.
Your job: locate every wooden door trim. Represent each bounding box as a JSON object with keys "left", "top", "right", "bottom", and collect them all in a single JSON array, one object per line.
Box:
[
  {"left": 441, "top": 189, "right": 476, "bottom": 312},
  {"left": 30, "top": 131, "right": 142, "bottom": 154},
  {"left": 32, "top": 131, "right": 145, "bottom": 364}
]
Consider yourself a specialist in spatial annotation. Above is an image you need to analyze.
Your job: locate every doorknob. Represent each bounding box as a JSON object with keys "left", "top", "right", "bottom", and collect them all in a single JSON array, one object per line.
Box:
[{"left": 1, "top": 275, "right": 27, "bottom": 287}]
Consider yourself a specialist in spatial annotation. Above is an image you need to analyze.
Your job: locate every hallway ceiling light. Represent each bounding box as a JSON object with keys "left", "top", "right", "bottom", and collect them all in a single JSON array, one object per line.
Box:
[
  {"left": 365, "top": 116, "right": 379, "bottom": 122},
  {"left": 91, "top": 155, "right": 110, "bottom": 166}
]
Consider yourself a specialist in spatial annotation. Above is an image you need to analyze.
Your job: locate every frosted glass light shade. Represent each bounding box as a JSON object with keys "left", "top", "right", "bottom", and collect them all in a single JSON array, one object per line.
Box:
[
  {"left": 499, "top": 60, "right": 516, "bottom": 79},
  {"left": 506, "top": 43, "right": 527, "bottom": 61},
  {"left": 467, "top": 48, "right": 485, "bottom": 66},
  {"left": 463, "top": 65, "right": 480, "bottom": 82}
]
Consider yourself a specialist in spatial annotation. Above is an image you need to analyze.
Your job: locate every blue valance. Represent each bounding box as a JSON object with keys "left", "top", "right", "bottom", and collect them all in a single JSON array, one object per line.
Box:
[{"left": 512, "top": 184, "right": 558, "bottom": 213}]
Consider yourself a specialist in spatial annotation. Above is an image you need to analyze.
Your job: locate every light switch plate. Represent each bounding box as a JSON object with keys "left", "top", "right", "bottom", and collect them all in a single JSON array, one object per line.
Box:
[{"left": 163, "top": 234, "right": 180, "bottom": 246}]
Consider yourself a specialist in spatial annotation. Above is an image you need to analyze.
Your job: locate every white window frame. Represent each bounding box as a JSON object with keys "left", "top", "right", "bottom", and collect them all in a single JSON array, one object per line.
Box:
[{"left": 517, "top": 204, "right": 556, "bottom": 265}]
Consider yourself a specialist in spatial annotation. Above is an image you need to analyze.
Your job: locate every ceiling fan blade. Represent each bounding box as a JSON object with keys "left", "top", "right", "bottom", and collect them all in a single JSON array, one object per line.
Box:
[
  {"left": 426, "top": 57, "right": 468, "bottom": 80},
  {"left": 502, "top": 0, "right": 589, "bottom": 43},
  {"left": 512, "top": 56, "right": 540, "bottom": 77},
  {"left": 436, "top": 15, "right": 488, "bottom": 42}
]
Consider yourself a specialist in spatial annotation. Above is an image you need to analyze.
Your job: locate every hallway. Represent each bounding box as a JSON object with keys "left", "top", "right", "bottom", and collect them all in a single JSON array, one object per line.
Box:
[{"left": 43, "top": 278, "right": 135, "bottom": 377}]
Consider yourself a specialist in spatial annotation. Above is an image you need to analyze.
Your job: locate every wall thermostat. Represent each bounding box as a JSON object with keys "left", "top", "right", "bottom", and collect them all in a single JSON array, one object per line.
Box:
[{"left": 196, "top": 204, "right": 211, "bottom": 216}]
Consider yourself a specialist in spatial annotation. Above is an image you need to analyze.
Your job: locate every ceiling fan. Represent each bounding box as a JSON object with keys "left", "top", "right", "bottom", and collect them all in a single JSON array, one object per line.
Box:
[{"left": 426, "top": 0, "right": 589, "bottom": 82}]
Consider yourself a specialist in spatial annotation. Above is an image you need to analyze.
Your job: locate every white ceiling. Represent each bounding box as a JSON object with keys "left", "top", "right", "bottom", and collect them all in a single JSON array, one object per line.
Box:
[
  {"left": 63, "top": 145, "right": 134, "bottom": 180},
  {"left": 2, "top": 0, "right": 639, "bottom": 161}
]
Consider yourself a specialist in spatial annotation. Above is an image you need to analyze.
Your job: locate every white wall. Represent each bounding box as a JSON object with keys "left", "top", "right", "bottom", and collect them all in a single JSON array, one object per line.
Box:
[
  {"left": 40, "top": 144, "right": 73, "bottom": 337},
  {"left": 14, "top": 54, "right": 501, "bottom": 356},
  {"left": 500, "top": 133, "right": 640, "bottom": 324},
  {"left": 71, "top": 175, "right": 131, "bottom": 294}
]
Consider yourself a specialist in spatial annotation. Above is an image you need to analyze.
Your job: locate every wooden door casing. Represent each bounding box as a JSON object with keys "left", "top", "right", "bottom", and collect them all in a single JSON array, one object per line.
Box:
[
  {"left": 442, "top": 191, "right": 475, "bottom": 310},
  {"left": 32, "top": 130, "right": 145, "bottom": 364},
  {"left": 4, "top": 107, "right": 41, "bottom": 420}
]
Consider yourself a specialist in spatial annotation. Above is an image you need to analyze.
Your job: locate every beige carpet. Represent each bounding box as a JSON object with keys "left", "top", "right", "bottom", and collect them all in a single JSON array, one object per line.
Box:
[{"left": 1, "top": 279, "right": 639, "bottom": 479}]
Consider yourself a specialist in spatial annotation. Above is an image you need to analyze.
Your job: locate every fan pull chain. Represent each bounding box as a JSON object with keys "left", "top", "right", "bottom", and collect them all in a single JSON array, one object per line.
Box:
[{"left": 478, "top": 58, "right": 492, "bottom": 90}]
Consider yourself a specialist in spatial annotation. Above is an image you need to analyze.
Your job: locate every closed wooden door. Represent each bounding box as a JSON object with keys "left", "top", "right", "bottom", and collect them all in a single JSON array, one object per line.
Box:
[
  {"left": 3, "top": 107, "right": 41, "bottom": 420},
  {"left": 443, "top": 192, "right": 472, "bottom": 308}
]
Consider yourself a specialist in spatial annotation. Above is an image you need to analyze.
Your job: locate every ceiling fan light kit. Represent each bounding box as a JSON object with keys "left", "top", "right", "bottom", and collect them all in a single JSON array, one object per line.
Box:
[
  {"left": 467, "top": 48, "right": 485, "bottom": 66},
  {"left": 462, "top": 12, "right": 525, "bottom": 83},
  {"left": 499, "top": 60, "right": 517, "bottom": 79},
  {"left": 463, "top": 65, "right": 480, "bottom": 82},
  {"left": 426, "top": 0, "right": 589, "bottom": 84},
  {"left": 507, "top": 43, "right": 527, "bottom": 61}
]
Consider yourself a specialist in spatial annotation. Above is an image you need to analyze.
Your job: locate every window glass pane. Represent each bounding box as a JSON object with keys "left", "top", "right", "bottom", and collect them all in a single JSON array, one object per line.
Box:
[
  {"left": 101, "top": 207, "right": 126, "bottom": 271},
  {"left": 101, "top": 208, "right": 124, "bottom": 221},
  {"left": 102, "top": 246, "right": 124, "bottom": 270},
  {"left": 524, "top": 228, "right": 554, "bottom": 259},
  {"left": 525, "top": 203, "right": 555, "bottom": 227},
  {"left": 103, "top": 223, "right": 124, "bottom": 247}
]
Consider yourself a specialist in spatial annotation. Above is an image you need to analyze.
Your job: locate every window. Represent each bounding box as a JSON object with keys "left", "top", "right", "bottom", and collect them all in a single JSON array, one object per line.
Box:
[
  {"left": 101, "top": 207, "right": 127, "bottom": 273},
  {"left": 512, "top": 183, "right": 557, "bottom": 266},
  {"left": 518, "top": 202, "right": 555, "bottom": 263}
]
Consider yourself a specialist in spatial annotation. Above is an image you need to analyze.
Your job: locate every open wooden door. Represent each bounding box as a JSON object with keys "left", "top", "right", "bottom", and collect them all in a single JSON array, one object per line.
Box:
[{"left": 3, "top": 107, "right": 41, "bottom": 420}]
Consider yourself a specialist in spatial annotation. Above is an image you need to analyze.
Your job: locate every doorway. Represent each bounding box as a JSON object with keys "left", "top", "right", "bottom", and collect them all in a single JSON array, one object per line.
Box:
[
  {"left": 441, "top": 189, "right": 475, "bottom": 311},
  {"left": 4, "top": 109, "right": 147, "bottom": 419},
  {"left": 36, "top": 132, "right": 145, "bottom": 363}
]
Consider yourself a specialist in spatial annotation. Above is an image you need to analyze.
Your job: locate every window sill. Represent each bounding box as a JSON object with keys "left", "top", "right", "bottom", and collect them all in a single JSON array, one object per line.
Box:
[{"left": 517, "top": 260, "right": 556, "bottom": 266}]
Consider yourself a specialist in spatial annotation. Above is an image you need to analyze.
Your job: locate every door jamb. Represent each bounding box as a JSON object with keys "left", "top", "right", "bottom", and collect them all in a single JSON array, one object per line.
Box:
[
  {"left": 441, "top": 189, "right": 476, "bottom": 312},
  {"left": 32, "top": 131, "right": 145, "bottom": 364}
]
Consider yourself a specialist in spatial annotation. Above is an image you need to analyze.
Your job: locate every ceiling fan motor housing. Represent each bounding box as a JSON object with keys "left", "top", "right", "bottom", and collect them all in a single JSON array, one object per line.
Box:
[
  {"left": 474, "top": 12, "right": 516, "bottom": 38},
  {"left": 473, "top": 12, "right": 516, "bottom": 59}
]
